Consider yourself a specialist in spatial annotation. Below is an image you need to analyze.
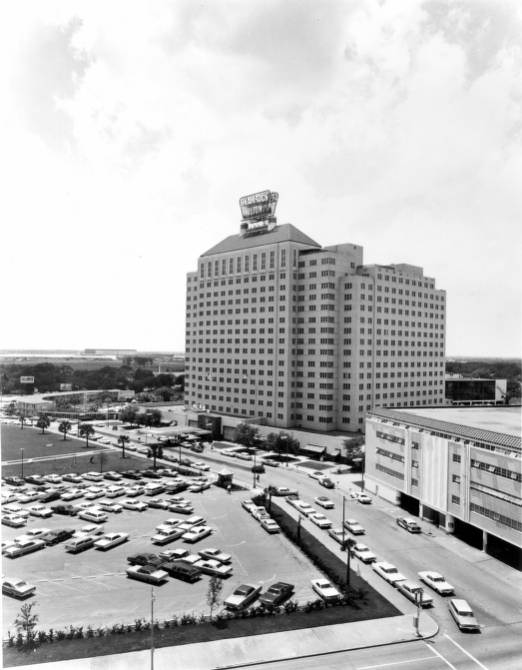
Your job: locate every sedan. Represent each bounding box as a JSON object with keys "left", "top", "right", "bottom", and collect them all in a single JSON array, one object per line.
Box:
[
  {"left": 2, "top": 514, "right": 27, "bottom": 528},
  {"left": 40, "top": 529, "right": 75, "bottom": 546},
  {"left": 261, "top": 519, "right": 281, "bottom": 534},
  {"left": 73, "top": 524, "right": 105, "bottom": 538},
  {"left": 152, "top": 528, "right": 184, "bottom": 545},
  {"left": 351, "top": 543, "right": 377, "bottom": 563},
  {"left": 147, "top": 498, "right": 171, "bottom": 510},
  {"left": 24, "top": 475, "right": 44, "bottom": 486},
  {"left": 94, "top": 532, "right": 129, "bottom": 551},
  {"left": 224, "top": 583, "right": 262, "bottom": 610},
  {"left": 310, "top": 513, "right": 332, "bottom": 529},
  {"left": 294, "top": 502, "right": 315, "bottom": 517},
  {"left": 60, "top": 489, "right": 84, "bottom": 501},
  {"left": 105, "top": 486, "right": 125, "bottom": 499},
  {"left": 328, "top": 528, "right": 345, "bottom": 545},
  {"left": 29, "top": 505, "right": 53, "bottom": 518},
  {"left": 51, "top": 504, "right": 77, "bottom": 516},
  {"left": 122, "top": 499, "right": 148, "bottom": 512},
  {"left": 357, "top": 493, "right": 372, "bottom": 504},
  {"left": 103, "top": 471, "right": 123, "bottom": 481},
  {"left": 2, "top": 578, "right": 36, "bottom": 599},
  {"left": 182, "top": 526, "right": 212, "bottom": 543},
  {"left": 418, "top": 571, "right": 454, "bottom": 595},
  {"left": 193, "top": 461, "right": 210, "bottom": 471},
  {"left": 127, "top": 553, "right": 164, "bottom": 567},
  {"left": 126, "top": 565, "right": 168, "bottom": 585},
  {"left": 198, "top": 548, "right": 232, "bottom": 564},
  {"left": 194, "top": 559, "right": 232, "bottom": 578},
  {"left": 308, "top": 471, "right": 325, "bottom": 480},
  {"left": 168, "top": 503, "right": 194, "bottom": 514},
  {"left": 315, "top": 496, "right": 335, "bottom": 510},
  {"left": 82, "top": 472, "right": 103, "bottom": 482},
  {"left": 97, "top": 500, "right": 123, "bottom": 513},
  {"left": 124, "top": 486, "right": 144, "bottom": 498},
  {"left": 344, "top": 519, "right": 365, "bottom": 535},
  {"left": 3, "top": 504, "right": 29, "bottom": 518},
  {"left": 241, "top": 500, "right": 257, "bottom": 513},
  {"left": 259, "top": 582, "right": 294, "bottom": 608},
  {"left": 311, "top": 578, "right": 341, "bottom": 602},
  {"left": 372, "top": 562, "right": 407, "bottom": 586},
  {"left": 159, "top": 548, "right": 189, "bottom": 561},
  {"left": 396, "top": 517, "right": 421, "bottom": 533},
  {"left": 62, "top": 474, "right": 83, "bottom": 484},
  {"left": 4, "top": 539, "right": 45, "bottom": 558},
  {"left": 397, "top": 581, "right": 434, "bottom": 607},
  {"left": 18, "top": 491, "right": 40, "bottom": 503}
]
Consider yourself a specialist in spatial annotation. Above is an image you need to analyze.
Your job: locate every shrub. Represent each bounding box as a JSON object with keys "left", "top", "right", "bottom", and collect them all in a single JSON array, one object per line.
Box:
[
  {"left": 37, "top": 630, "right": 47, "bottom": 644},
  {"left": 86, "top": 625, "right": 94, "bottom": 638},
  {"left": 7, "top": 632, "right": 13, "bottom": 647},
  {"left": 15, "top": 633, "right": 24, "bottom": 649},
  {"left": 134, "top": 618, "right": 143, "bottom": 631},
  {"left": 56, "top": 629, "right": 66, "bottom": 641}
]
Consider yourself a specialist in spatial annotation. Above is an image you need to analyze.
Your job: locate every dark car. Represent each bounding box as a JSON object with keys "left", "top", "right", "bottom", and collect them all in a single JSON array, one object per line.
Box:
[
  {"left": 4, "top": 476, "right": 25, "bottom": 487},
  {"left": 142, "top": 469, "right": 162, "bottom": 479},
  {"left": 39, "top": 490, "right": 61, "bottom": 503},
  {"left": 24, "top": 475, "right": 44, "bottom": 485},
  {"left": 121, "top": 470, "right": 143, "bottom": 481},
  {"left": 162, "top": 559, "right": 201, "bottom": 583},
  {"left": 62, "top": 474, "right": 83, "bottom": 483},
  {"left": 319, "top": 477, "right": 335, "bottom": 489},
  {"left": 127, "top": 553, "right": 164, "bottom": 567},
  {"left": 165, "top": 482, "right": 189, "bottom": 494},
  {"left": 259, "top": 582, "right": 294, "bottom": 608},
  {"left": 51, "top": 504, "right": 78, "bottom": 516},
  {"left": 103, "top": 472, "right": 123, "bottom": 481},
  {"left": 251, "top": 463, "right": 266, "bottom": 474},
  {"left": 40, "top": 528, "right": 75, "bottom": 546}
]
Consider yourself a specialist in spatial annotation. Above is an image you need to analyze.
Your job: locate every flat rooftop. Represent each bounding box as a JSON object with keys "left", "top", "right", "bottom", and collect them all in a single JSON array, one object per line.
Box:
[{"left": 399, "top": 406, "right": 521, "bottom": 438}]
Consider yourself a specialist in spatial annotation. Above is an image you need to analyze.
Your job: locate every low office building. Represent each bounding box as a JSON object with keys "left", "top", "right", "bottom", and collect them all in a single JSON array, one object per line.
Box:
[
  {"left": 185, "top": 190, "right": 446, "bottom": 432},
  {"left": 365, "top": 406, "right": 522, "bottom": 568},
  {"left": 445, "top": 375, "right": 507, "bottom": 406}
]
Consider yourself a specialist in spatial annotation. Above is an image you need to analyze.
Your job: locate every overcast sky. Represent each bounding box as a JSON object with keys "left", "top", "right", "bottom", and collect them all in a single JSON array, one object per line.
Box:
[{"left": 1, "top": 0, "right": 521, "bottom": 357}]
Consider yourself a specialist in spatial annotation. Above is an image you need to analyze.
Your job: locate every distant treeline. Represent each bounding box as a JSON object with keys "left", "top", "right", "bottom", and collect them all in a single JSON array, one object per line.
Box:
[
  {"left": 446, "top": 359, "right": 521, "bottom": 399},
  {"left": 0, "top": 362, "right": 184, "bottom": 395}
]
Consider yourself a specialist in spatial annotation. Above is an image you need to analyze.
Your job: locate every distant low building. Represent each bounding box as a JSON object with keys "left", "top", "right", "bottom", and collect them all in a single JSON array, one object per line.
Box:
[{"left": 445, "top": 377, "right": 507, "bottom": 406}]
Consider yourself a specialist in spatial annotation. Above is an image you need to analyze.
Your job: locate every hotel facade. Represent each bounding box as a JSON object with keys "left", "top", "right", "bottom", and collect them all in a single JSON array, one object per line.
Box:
[{"left": 184, "top": 191, "right": 446, "bottom": 433}]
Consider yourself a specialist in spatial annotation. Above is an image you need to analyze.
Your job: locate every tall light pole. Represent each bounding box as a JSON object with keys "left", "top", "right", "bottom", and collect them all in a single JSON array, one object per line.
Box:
[
  {"left": 20, "top": 447, "right": 24, "bottom": 479},
  {"left": 252, "top": 449, "right": 257, "bottom": 488},
  {"left": 150, "top": 586, "right": 155, "bottom": 670}
]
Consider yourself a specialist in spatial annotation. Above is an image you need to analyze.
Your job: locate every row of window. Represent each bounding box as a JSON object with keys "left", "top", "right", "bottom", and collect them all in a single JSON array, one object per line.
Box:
[{"left": 376, "top": 430, "right": 405, "bottom": 445}]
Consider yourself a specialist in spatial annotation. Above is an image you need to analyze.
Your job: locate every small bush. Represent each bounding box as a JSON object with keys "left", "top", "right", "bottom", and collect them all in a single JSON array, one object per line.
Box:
[
  {"left": 56, "top": 629, "right": 66, "bottom": 641},
  {"left": 86, "top": 625, "right": 94, "bottom": 638},
  {"left": 134, "top": 618, "right": 143, "bottom": 631}
]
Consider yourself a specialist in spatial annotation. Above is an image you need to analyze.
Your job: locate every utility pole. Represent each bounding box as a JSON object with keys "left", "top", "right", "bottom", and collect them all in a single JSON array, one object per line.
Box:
[
  {"left": 21, "top": 447, "right": 24, "bottom": 479},
  {"left": 414, "top": 587, "right": 423, "bottom": 636},
  {"left": 252, "top": 450, "right": 257, "bottom": 488},
  {"left": 150, "top": 586, "right": 155, "bottom": 670}
]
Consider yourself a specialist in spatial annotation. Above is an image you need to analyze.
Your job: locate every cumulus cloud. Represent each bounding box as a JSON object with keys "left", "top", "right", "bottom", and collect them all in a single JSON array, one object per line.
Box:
[{"left": 1, "top": 0, "right": 520, "bottom": 356}]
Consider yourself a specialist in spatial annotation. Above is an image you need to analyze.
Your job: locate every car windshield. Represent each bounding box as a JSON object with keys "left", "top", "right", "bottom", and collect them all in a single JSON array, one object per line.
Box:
[
  {"left": 383, "top": 567, "right": 397, "bottom": 574},
  {"left": 432, "top": 575, "right": 444, "bottom": 582},
  {"left": 236, "top": 586, "right": 251, "bottom": 595}
]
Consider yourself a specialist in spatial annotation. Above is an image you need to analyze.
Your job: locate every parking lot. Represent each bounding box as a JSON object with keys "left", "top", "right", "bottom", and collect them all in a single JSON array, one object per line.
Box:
[{"left": 2, "top": 477, "right": 320, "bottom": 635}]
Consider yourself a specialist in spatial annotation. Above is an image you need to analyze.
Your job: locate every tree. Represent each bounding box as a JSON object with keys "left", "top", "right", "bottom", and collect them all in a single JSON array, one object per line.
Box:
[
  {"left": 266, "top": 431, "right": 300, "bottom": 457},
  {"left": 343, "top": 437, "right": 364, "bottom": 463},
  {"left": 58, "top": 420, "right": 72, "bottom": 441},
  {"left": 234, "top": 423, "right": 259, "bottom": 450},
  {"left": 120, "top": 406, "right": 137, "bottom": 424},
  {"left": 18, "top": 413, "right": 26, "bottom": 430},
  {"left": 36, "top": 414, "right": 50, "bottom": 435},
  {"left": 14, "top": 601, "right": 39, "bottom": 648},
  {"left": 98, "top": 450, "right": 108, "bottom": 473},
  {"left": 79, "top": 424, "right": 95, "bottom": 448},
  {"left": 118, "top": 434, "right": 130, "bottom": 459},
  {"left": 155, "top": 386, "right": 174, "bottom": 402},
  {"left": 206, "top": 575, "right": 223, "bottom": 618},
  {"left": 148, "top": 444, "right": 163, "bottom": 469}
]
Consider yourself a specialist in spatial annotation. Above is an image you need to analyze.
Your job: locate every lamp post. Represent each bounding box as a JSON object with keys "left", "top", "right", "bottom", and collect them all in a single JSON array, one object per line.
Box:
[
  {"left": 20, "top": 447, "right": 24, "bottom": 479},
  {"left": 252, "top": 449, "right": 257, "bottom": 488},
  {"left": 414, "top": 587, "right": 423, "bottom": 636},
  {"left": 150, "top": 586, "right": 155, "bottom": 670}
]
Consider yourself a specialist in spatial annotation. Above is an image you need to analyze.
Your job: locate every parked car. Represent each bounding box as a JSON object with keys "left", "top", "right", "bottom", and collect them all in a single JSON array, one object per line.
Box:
[
  {"left": 78, "top": 509, "right": 108, "bottom": 524},
  {"left": 60, "top": 489, "right": 83, "bottom": 501},
  {"left": 168, "top": 503, "right": 194, "bottom": 514},
  {"left": 40, "top": 529, "right": 75, "bottom": 546},
  {"left": 182, "top": 526, "right": 212, "bottom": 543},
  {"left": 357, "top": 493, "right": 372, "bottom": 504},
  {"left": 97, "top": 500, "right": 123, "bottom": 513},
  {"left": 259, "top": 582, "right": 294, "bottom": 608},
  {"left": 194, "top": 559, "right": 232, "bottom": 578},
  {"left": 241, "top": 500, "right": 257, "bottom": 513},
  {"left": 144, "top": 483, "right": 166, "bottom": 496},
  {"left": 224, "top": 583, "right": 262, "bottom": 610},
  {"left": 29, "top": 504, "right": 53, "bottom": 518},
  {"left": 127, "top": 553, "right": 164, "bottom": 567},
  {"left": 103, "top": 471, "right": 123, "bottom": 481},
  {"left": 142, "top": 469, "right": 162, "bottom": 479},
  {"left": 2, "top": 577, "right": 36, "bottom": 599},
  {"left": 4, "top": 476, "right": 25, "bottom": 487},
  {"left": 161, "top": 559, "right": 201, "bottom": 583},
  {"left": 18, "top": 491, "right": 40, "bottom": 503},
  {"left": 124, "top": 486, "right": 144, "bottom": 498},
  {"left": 327, "top": 528, "right": 346, "bottom": 545},
  {"left": 84, "top": 489, "right": 105, "bottom": 501},
  {"left": 311, "top": 578, "right": 341, "bottom": 602},
  {"left": 39, "top": 490, "right": 62, "bottom": 503},
  {"left": 372, "top": 562, "right": 407, "bottom": 586},
  {"left": 2, "top": 514, "right": 27, "bottom": 528},
  {"left": 344, "top": 519, "right": 365, "bottom": 535},
  {"left": 260, "top": 518, "right": 281, "bottom": 534},
  {"left": 147, "top": 498, "right": 171, "bottom": 510},
  {"left": 351, "top": 543, "right": 377, "bottom": 563},
  {"left": 449, "top": 599, "right": 481, "bottom": 632},
  {"left": 105, "top": 486, "right": 125, "bottom": 499},
  {"left": 126, "top": 565, "right": 168, "bottom": 585},
  {"left": 294, "top": 502, "right": 315, "bottom": 517},
  {"left": 4, "top": 539, "right": 45, "bottom": 558},
  {"left": 24, "top": 475, "right": 44, "bottom": 485},
  {"left": 73, "top": 524, "right": 105, "bottom": 537},
  {"left": 270, "top": 486, "right": 298, "bottom": 497},
  {"left": 159, "top": 548, "right": 189, "bottom": 561},
  {"left": 83, "top": 472, "right": 103, "bottom": 482},
  {"left": 310, "top": 513, "right": 332, "bottom": 529},
  {"left": 3, "top": 504, "right": 29, "bottom": 518},
  {"left": 418, "top": 571, "right": 455, "bottom": 596},
  {"left": 152, "top": 527, "right": 184, "bottom": 545},
  {"left": 397, "top": 581, "right": 434, "bottom": 607},
  {"left": 51, "top": 504, "right": 78, "bottom": 516},
  {"left": 308, "top": 471, "right": 324, "bottom": 480},
  {"left": 122, "top": 499, "right": 148, "bottom": 512},
  {"left": 188, "top": 481, "right": 211, "bottom": 493},
  {"left": 183, "top": 515, "right": 206, "bottom": 528},
  {"left": 319, "top": 477, "right": 335, "bottom": 489},
  {"left": 62, "top": 474, "right": 83, "bottom": 484},
  {"left": 198, "top": 548, "right": 232, "bottom": 564},
  {"left": 193, "top": 461, "right": 210, "bottom": 471},
  {"left": 396, "top": 517, "right": 421, "bottom": 533},
  {"left": 94, "top": 532, "right": 129, "bottom": 551},
  {"left": 314, "top": 496, "right": 335, "bottom": 509},
  {"left": 121, "top": 470, "right": 143, "bottom": 481}
]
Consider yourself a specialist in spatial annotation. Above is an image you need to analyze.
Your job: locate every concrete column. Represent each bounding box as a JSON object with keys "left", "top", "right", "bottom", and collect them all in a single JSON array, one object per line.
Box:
[
  {"left": 419, "top": 503, "right": 424, "bottom": 520},
  {"left": 482, "top": 530, "right": 488, "bottom": 552},
  {"left": 443, "top": 514, "right": 455, "bottom": 535}
]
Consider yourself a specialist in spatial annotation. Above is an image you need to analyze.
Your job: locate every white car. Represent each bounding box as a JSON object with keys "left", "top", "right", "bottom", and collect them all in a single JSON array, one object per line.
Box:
[
  {"left": 17, "top": 491, "right": 40, "bottom": 503},
  {"left": 309, "top": 513, "right": 332, "bottom": 529},
  {"left": 198, "top": 548, "right": 232, "bottom": 563},
  {"left": 351, "top": 543, "right": 377, "bottom": 563},
  {"left": 287, "top": 498, "right": 304, "bottom": 510},
  {"left": 183, "top": 515, "right": 206, "bottom": 527},
  {"left": 159, "top": 548, "right": 189, "bottom": 561},
  {"left": 105, "top": 486, "right": 125, "bottom": 498},
  {"left": 60, "top": 489, "right": 83, "bottom": 501},
  {"left": 21, "top": 527, "right": 51, "bottom": 539},
  {"left": 73, "top": 524, "right": 105, "bottom": 538},
  {"left": 314, "top": 496, "right": 334, "bottom": 509},
  {"left": 195, "top": 559, "right": 232, "bottom": 577},
  {"left": 311, "top": 578, "right": 341, "bottom": 602},
  {"left": 29, "top": 504, "right": 53, "bottom": 518},
  {"left": 3, "top": 504, "right": 29, "bottom": 518},
  {"left": 83, "top": 472, "right": 103, "bottom": 482},
  {"left": 294, "top": 502, "right": 315, "bottom": 517},
  {"left": 251, "top": 506, "right": 270, "bottom": 521},
  {"left": 327, "top": 528, "right": 345, "bottom": 544},
  {"left": 308, "top": 471, "right": 325, "bottom": 480},
  {"left": 224, "top": 583, "right": 261, "bottom": 610},
  {"left": 2, "top": 577, "right": 36, "bottom": 599},
  {"left": 182, "top": 525, "right": 212, "bottom": 543},
  {"left": 2, "top": 514, "right": 27, "bottom": 528},
  {"left": 94, "top": 532, "right": 129, "bottom": 551},
  {"left": 261, "top": 518, "right": 281, "bottom": 534},
  {"left": 418, "top": 571, "right": 455, "bottom": 595},
  {"left": 122, "top": 499, "right": 148, "bottom": 512},
  {"left": 344, "top": 519, "right": 365, "bottom": 535},
  {"left": 97, "top": 500, "right": 123, "bottom": 513},
  {"left": 152, "top": 527, "right": 184, "bottom": 545},
  {"left": 126, "top": 565, "right": 168, "bottom": 585},
  {"left": 84, "top": 489, "right": 105, "bottom": 501},
  {"left": 357, "top": 493, "right": 372, "bottom": 504},
  {"left": 193, "top": 461, "right": 210, "bottom": 471},
  {"left": 397, "top": 580, "right": 434, "bottom": 607},
  {"left": 4, "top": 539, "right": 45, "bottom": 558},
  {"left": 2, "top": 540, "right": 18, "bottom": 554},
  {"left": 155, "top": 518, "right": 183, "bottom": 533},
  {"left": 372, "top": 561, "right": 407, "bottom": 586}
]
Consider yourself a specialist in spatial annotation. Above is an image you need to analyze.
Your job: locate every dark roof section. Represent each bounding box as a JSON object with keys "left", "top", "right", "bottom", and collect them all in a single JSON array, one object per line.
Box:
[
  {"left": 201, "top": 224, "right": 321, "bottom": 257},
  {"left": 369, "top": 408, "right": 521, "bottom": 452}
]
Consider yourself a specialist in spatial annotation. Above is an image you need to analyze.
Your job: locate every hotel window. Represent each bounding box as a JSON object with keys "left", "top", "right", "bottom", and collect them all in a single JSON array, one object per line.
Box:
[{"left": 281, "top": 249, "right": 286, "bottom": 267}]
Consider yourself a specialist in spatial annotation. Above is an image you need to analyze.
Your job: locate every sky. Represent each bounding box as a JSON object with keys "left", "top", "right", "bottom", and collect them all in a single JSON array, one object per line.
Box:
[{"left": 1, "top": 0, "right": 521, "bottom": 357}]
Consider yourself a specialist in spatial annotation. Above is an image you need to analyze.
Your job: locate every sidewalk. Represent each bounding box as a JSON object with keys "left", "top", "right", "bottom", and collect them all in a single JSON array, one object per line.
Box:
[{"left": 9, "top": 614, "right": 438, "bottom": 670}]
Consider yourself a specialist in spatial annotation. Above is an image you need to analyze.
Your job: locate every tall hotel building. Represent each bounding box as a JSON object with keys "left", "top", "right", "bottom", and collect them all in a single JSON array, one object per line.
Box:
[{"left": 185, "top": 191, "right": 446, "bottom": 432}]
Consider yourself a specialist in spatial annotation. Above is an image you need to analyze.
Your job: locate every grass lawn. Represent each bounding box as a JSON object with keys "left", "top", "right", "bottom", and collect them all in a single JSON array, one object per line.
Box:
[
  {"left": 1, "top": 424, "right": 102, "bottom": 461},
  {"left": 299, "top": 460, "right": 332, "bottom": 471},
  {"left": 3, "top": 602, "right": 396, "bottom": 667}
]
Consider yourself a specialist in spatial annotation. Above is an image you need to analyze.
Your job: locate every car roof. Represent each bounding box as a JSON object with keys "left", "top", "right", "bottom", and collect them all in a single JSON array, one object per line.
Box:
[{"left": 451, "top": 598, "right": 472, "bottom": 611}]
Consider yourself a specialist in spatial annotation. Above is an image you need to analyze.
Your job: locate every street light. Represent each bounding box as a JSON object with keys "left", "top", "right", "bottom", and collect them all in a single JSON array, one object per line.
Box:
[
  {"left": 150, "top": 586, "right": 155, "bottom": 670},
  {"left": 20, "top": 447, "right": 24, "bottom": 479}
]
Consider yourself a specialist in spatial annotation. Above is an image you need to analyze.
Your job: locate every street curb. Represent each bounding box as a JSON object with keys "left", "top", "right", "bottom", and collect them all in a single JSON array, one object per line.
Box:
[{"left": 213, "top": 622, "right": 440, "bottom": 669}]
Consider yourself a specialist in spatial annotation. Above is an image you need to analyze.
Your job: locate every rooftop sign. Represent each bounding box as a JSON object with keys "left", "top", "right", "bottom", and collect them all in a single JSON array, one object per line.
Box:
[{"left": 239, "top": 190, "right": 279, "bottom": 225}]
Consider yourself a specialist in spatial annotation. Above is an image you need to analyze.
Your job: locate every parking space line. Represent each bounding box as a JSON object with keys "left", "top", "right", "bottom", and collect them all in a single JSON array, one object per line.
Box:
[
  {"left": 425, "top": 643, "right": 458, "bottom": 670},
  {"left": 357, "top": 656, "right": 434, "bottom": 669},
  {"left": 444, "top": 634, "right": 489, "bottom": 670}
]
